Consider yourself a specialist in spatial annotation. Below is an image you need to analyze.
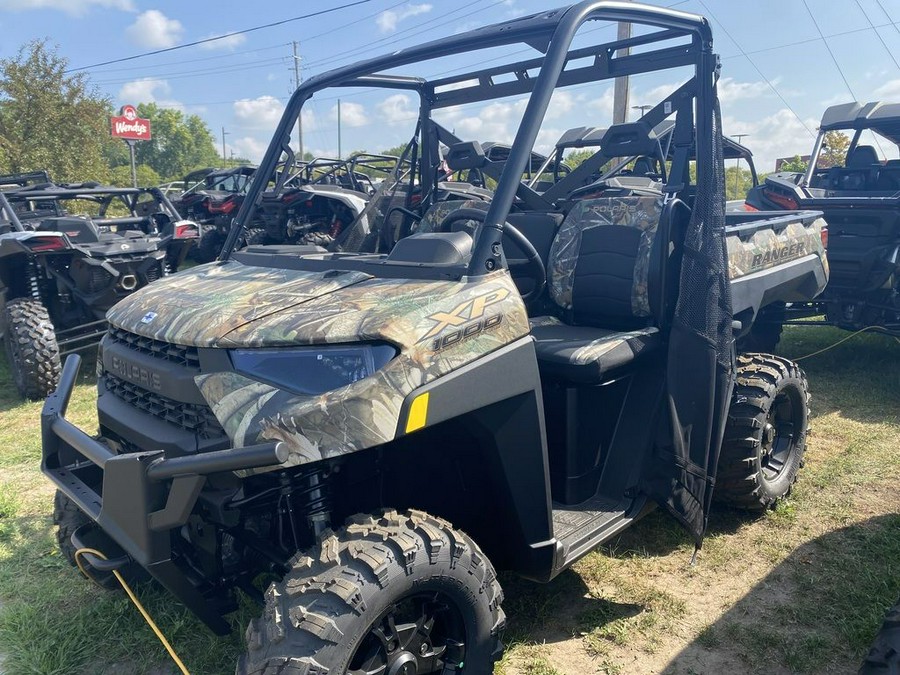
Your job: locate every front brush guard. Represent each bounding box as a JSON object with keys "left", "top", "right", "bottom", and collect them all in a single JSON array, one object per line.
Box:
[{"left": 41, "top": 354, "right": 287, "bottom": 634}]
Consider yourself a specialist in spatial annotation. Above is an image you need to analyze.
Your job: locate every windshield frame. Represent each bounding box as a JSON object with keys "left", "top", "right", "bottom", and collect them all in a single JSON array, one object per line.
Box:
[{"left": 220, "top": 0, "right": 716, "bottom": 278}]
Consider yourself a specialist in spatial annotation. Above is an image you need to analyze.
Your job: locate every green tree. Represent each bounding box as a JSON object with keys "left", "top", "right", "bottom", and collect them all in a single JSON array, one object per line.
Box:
[
  {"left": 725, "top": 165, "right": 754, "bottom": 201},
  {"left": 124, "top": 103, "right": 220, "bottom": 180},
  {"left": 563, "top": 149, "right": 595, "bottom": 168},
  {"left": 107, "top": 164, "right": 161, "bottom": 188},
  {"left": 778, "top": 155, "right": 808, "bottom": 173},
  {"left": 819, "top": 130, "right": 851, "bottom": 168},
  {"left": 0, "top": 39, "right": 111, "bottom": 181}
]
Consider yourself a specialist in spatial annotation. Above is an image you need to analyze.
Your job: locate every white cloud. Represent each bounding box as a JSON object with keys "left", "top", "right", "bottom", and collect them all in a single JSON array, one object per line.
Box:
[
  {"left": 376, "top": 3, "right": 432, "bottom": 33},
  {"left": 587, "top": 87, "right": 614, "bottom": 118},
  {"left": 874, "top": 78, "right": 900, "bottom": 100},
  {"left": 545, "top": 90, "right": 575, "bottom": 120},
  {"left": 228, "top": 136, "right": 269, "bottom": 163},
  {"left": 377, "top": 94, "right": 416, "bottom": 125},
  {"left": 117, "top": 78, "right": 182, "bottom": 110},
  {"left": 717, "top": 77, "right": 772, "bottom": 104},
  {"left": 451, "top": 99, "right": 528, "bottom": 144},
  {"left": 198, "top": 32, "right": 247, "bottom": 51},
  {"left": 0, "top": 0, "right": 133, "bottom": 15},
  {"left": 125, "top": 10, "right": 183, "bottom": 48},
  {"left": 722, "top": 108, "right": 819, "bottom": 173},
  {"left": 331, "top": 101, "right": 367, "bottom": 127},
  {"left": 233, "top": 95, "right": 284, "bottom": 129}
]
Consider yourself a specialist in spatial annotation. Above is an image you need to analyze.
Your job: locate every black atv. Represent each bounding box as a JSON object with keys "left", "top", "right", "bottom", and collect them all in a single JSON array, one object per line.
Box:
[
  {"left": 42, "top": 3, "right": 827, "bottom": 673},
  {"left": 746, "top": 101, "right": 900, "bottom": 338},
  {"left": 0, "top": 178, "right": 199, "bottom": 398},
  {"left": 174, "top": 165, "right": 256, "bottom": 263}
]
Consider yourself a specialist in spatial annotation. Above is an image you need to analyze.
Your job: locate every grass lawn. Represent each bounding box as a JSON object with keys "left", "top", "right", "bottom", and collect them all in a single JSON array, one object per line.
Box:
[{"left": 0, "top": 324, "right": 897, "bottom": 674}]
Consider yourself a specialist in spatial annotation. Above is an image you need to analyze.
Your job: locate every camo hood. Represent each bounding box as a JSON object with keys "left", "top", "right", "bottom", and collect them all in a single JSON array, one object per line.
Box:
[{"left": 105, "top": 262, "right": 373, "bottom": 346}]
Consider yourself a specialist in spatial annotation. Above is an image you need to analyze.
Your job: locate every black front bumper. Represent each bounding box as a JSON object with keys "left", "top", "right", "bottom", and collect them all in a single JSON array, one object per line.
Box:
[{"left": 41, "top": 354, "right": 287, "bottom": 634}]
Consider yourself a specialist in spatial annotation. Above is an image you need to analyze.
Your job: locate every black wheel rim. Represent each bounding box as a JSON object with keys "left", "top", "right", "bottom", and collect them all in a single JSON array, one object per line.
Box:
[
  {"left": 348, "top": 591, "right": 467, "bottom": 675},
  {"left": 760, "top": 385, "right": 803, "bottom": 483}
]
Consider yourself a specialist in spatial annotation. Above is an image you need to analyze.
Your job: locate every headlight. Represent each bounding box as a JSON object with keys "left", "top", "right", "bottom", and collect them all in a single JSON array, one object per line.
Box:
[{"left": 230, "top": 343, "right": 397, "bottom": 395}]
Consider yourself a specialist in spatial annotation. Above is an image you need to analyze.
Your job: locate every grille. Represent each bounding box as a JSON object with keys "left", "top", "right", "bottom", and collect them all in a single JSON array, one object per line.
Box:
[
  {"left": 107, "top": 327, "right": 200, "bottom": 369},
  {"left": 105, "top": 374, "right": 225, "bottom": 439}
]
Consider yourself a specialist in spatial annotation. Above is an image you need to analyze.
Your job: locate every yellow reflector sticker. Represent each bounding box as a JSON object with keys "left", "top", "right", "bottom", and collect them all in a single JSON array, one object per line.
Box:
[{"left": 405, "top": 392, "right": 430, "bottom": 433}]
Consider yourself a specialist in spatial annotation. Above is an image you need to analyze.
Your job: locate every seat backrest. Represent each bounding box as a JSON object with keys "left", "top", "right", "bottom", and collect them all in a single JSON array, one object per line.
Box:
[
  {"left": 548, "top": 195, "right": 664, "bottom": 327},
  {"left": 631, "top": 156, "right": 655, "bottom": 177},
  {"left": 38, "top": 216, "right": 100, "bottom": 243},
  {"left": 846, "top": 145, "right": 878, "bottom": 168},
  {"left": 416, "top": 199, "right": 490, "bottom": 233}
]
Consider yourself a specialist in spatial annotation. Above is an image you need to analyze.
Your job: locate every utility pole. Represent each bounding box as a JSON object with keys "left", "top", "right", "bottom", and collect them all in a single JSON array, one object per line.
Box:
[
  {"left": 612, "top": 10, "right": 632, "bottom": 125},
  {"left": 292, "top": 41, "right": 304, "bottom": 160},
  {"left": 732, "top": 133, "right": 750, "bottom": 198},
  {"left": 337, "top": 99, "right": 342, "bottom": 159},
  {"left": 221, "top": 126, "right": 229, "bottom": 167}
]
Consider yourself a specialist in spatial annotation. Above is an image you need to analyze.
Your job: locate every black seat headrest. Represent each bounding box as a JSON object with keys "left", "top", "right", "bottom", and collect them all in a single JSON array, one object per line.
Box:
[
  {"left": 445, "top": 141, "right": 487, "bottom": 171},
  {"left": 846, "top": 145, "right": 879, "bottom": 167},
  {"left": 600, "top": 121, "right": 658, "bottom": 158}
]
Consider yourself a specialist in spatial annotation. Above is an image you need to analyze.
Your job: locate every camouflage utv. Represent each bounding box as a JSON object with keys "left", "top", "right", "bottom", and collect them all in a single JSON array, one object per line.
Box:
[{"left": 42, "top": 3, "right": 826, "bottom": 673}]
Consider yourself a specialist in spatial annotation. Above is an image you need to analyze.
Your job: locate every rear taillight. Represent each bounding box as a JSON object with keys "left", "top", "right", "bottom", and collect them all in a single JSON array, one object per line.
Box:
[
  {"left": 208, "top": 197, "right": 237, "bottom": 214},
  {"left": 174, "top": 222, "right": 199, "bottom": 239},
  {"left": 25, "top": 235, "right": 67, "bottom": 252},
  {"left": 763, "top": 187, "right": 798, "bottom": 210},
  {"left": 820, "top": 226, "right": 828, "bottom": 249},
  {"left": 742, "top": 202, "right": 758, "bottom": 211}
]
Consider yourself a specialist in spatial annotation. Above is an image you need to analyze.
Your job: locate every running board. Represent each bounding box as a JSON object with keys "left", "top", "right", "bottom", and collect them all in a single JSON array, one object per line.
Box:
[{"left": 551, "top": 493, "right": 651, "bottom": 572}]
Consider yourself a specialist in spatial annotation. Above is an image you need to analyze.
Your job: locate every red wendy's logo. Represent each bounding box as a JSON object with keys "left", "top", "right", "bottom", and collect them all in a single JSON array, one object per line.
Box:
[{"left": 111, "top": 104, "right": 151, "bottom": 141}]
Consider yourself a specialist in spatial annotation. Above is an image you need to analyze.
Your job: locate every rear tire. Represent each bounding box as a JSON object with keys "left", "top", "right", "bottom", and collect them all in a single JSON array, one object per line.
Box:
[
  {"left": 238, "top": 509, "right": 505, "bottom": 674},
  {"left": 3, "top": 298, "right": 61, "bottom": 399},
  {"left": 715, "top": 353, "right": 809, "bottom": 510}
]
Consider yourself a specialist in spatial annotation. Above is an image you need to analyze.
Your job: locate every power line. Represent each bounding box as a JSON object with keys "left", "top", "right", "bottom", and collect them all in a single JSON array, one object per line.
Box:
[
  {"left": 82, "top": 43, "right": 288, "bottom": 75},
  {"left": 93, "top": 57, "right": 288, "bottom": 86},
  {"left": 300, "top": 0, "right": 501, "bottom": 72},
  {"left": 65, "top": 0, "right": 371, "bottom": 73},
  {"left": 698, "top": 0, "right": 815, "bottom": 138},
  {"left": 80, "top": 1, "right": 410, "bottom": 77},
  {"left": 801, "top": 0, "right": 857, "bottom": 99},
  {"left": 854, "top": 0, "right": 900, "bottom": 71},
  {"left": 874, "top": 0, "right": 900, "bottom": 38},
  {"left": 720, "top": 20, "right": 900, "bottom": 60}
]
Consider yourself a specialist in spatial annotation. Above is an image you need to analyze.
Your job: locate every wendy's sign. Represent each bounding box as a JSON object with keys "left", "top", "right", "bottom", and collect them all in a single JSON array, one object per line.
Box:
[{"left": 110, "top": 105, "right": 151, "bottom": 141}]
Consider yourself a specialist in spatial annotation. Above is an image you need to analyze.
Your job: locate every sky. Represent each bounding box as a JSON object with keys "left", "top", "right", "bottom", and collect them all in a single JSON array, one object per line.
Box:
[{"left": 2, "top": 0, "right": 900, "bottom": 173}]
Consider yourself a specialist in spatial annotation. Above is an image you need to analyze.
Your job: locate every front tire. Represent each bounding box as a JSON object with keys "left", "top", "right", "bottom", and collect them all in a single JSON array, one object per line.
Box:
[
  {"left": 715, "top": 353, "right": 809, "bottom": 510},
  {"left": 52, "top": 491, "right": 148, "bottom": 591},
  {"left": 3, "top": 298, "right": 61, "bottom": 399},
  {"left": 239, "top": 509, "right": 505, "bottom": 674}
]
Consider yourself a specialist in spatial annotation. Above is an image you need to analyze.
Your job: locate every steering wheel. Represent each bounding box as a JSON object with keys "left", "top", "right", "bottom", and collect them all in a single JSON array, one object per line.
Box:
[{"left": 437, "top": 207, "right": 546, "bottom": 304}]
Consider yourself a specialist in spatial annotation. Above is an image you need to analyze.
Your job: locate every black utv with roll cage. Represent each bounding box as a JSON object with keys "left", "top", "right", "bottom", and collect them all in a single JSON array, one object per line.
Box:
[
  {"left": 0, "top": 178, "right": 198, "bottom": 398},
  {"left": 42, "top": 3, "right": 824, "bottom": 673},
  {"left": 746, "top": 101, "right": 900, "bottom": 337},
  {"left": 528, "top": 120, "right": 759, "bottom": 202}
]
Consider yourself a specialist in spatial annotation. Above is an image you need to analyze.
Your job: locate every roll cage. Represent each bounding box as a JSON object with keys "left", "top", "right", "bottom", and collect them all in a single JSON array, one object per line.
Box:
[
  {"left": 801, "top": 101, "right": 900, "bottom": 188},
  {"left": 0, "top": 183, "right": 184, "bottom": 233},
  {"left": 221, "top": 0, "right": 717, "bottom": 277}
]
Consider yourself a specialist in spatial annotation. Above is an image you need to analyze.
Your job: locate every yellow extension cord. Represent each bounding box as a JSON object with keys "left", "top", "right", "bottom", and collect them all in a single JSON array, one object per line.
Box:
[
  {"left": 791, "top": 324, "right": 900, "bottom": 361},
  {"left": 74, "top": 547, "right": 190, "bottom": 675}
]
